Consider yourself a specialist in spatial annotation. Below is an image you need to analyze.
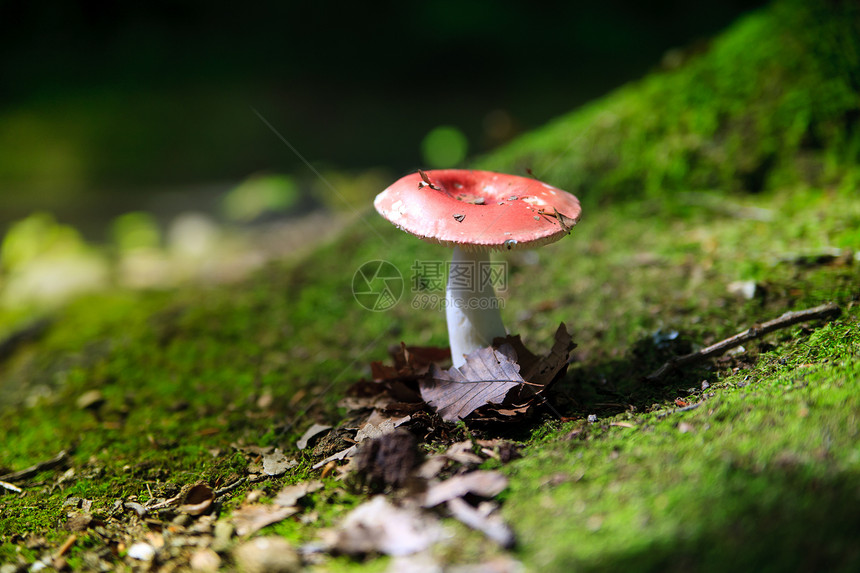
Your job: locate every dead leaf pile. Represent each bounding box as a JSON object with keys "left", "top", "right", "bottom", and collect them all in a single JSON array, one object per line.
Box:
[
  {"left": 297, "top": 326, "right": 572, "bottom": 491},
  {"left": 4, "top": 327, "right": 569, "bottom": 571},
  {"left": 354, "top": 323, "right": 575, "bottom": 423}
]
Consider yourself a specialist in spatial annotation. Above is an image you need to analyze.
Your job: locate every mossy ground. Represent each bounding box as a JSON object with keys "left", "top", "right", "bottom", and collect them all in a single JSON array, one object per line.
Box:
[{"left": 2, "top": 0, "right": 859, "bottom": 570}]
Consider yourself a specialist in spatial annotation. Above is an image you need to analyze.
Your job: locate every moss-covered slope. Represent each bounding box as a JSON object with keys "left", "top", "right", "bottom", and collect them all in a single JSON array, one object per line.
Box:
[
  {"left": 481, "top": 0, "right": 860, "bottom": 199},
  {"left": 1, "top": 0, "right": 859, "bottom": 571}
]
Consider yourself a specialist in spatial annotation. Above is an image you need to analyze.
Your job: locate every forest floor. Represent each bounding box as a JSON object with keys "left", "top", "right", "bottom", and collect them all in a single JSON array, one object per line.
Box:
[
  {"left": 2, "top": 3, "right": 859, "bottom": 571},
  {"left": 1, "top": 182, "right": 856, "bottom": 572}
]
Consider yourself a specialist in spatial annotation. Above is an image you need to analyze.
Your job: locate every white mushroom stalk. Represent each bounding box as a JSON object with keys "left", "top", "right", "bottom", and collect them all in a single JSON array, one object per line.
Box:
[{"left": 445, "top": 246, "right": 506, "bottom": 367}]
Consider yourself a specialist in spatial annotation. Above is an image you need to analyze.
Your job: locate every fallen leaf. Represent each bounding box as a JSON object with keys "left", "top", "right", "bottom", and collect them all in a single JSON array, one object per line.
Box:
[
  {"left": 354, "top": 413, "right": 411, "bottom": 442},
  {"left": 296, "top": 424, "right": 332, "bottom": 450},
  {"left": 262, "top": 450, "right": 297, "bottom": 476},
  {"left": 311, "top": 446, "right": 357, "bottom": 470},
  {"left": 446, "top": 498, "right": 514, "bottom": 548},
  {"left": 422, "top": 470, "right": 508, "bottom": 508},
  {"left": 233, "top": 536, "right": 300, "bottom": 572},
  {"left": 499, "top": 322, "right": 575, "bottom": 387},
  {"left": 420, "top": 345, "right": 526, "bottom": 421},
  {"left": 273, "top": 480, "right": 323, "bottom": 507},
  {"left": 415, "top": 455, "right": 448, "bottom": 480},
  {"left": 65, "top": 513, "right": 94, "bottom": 532},
  {"left": 232, "top": 504, "right": 299, "bottom": 537},
  {"left": 354, "top": 429, "right": 421, "bottom": 489},
  {"left": 328, "top": 496, "right": 443, "bottom": 556},
  {"left": 389, "top": 343, "right": 451, "bottom": 375},
  {"left": 422, "top": 325, "right": 576, "bottom": 422},
  {"left": 444, "top": 441, "right": 483, "bottom": 465}
]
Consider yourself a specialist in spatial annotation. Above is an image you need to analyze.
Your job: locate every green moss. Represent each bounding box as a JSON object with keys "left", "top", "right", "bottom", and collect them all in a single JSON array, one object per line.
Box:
[
  {"left": 502, "top": 311, "right": 860, "bottom": 572},
  {"left": 480, "top": 0, "right": 860, "bottom": 200},
  {"left": 2, "top": 0, "right": 860, "bottom": 569}
]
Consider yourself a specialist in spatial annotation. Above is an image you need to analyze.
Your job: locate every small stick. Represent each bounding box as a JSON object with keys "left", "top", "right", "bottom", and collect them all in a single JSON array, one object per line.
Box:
[
  {"left": 0, "top": 450, "right": 69, "bottom": 483},
  {"left": 646, "top": 303, "right": 841, "bottom": 382},
  {"left": 145, "top": 493, "right": 182, "bottom": 511},
  {"left": 55, "top": 534, "right": 77, "bottom": 558},
  {"left": 214, "top": 477, "right": 247, "bottom": 498},
  {"left": 0, "top": 480, "right": 23, "bottom": 493},
  {"left": 124, "top": 501, "right": 147, "bottom": 517}
]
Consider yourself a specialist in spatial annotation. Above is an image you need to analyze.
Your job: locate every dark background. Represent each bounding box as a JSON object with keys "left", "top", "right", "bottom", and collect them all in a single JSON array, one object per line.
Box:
[{"left": 0, "top": 0, "right": 767, "bottom": 233}]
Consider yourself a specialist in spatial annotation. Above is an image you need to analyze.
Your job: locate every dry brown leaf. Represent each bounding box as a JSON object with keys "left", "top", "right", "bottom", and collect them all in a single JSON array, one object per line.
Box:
[
  {"left": 273, "top": 480, "right": 323, "bottom": 507},
  {"left": 65, "top": 513, "right": 94, "bottom": 532},
  {"left": 262, "top": 450, "right": 297, "bottom": 476},
  {"left": 353, "top": 429, "right": 421, "bottom": 489},
  {"left": 497, "top": 322, "right": 575, "bottom": 389},
  {"left": 420, "top": 345, "right": 526, "bottom": 421},
  {"left": 415, "top": 455, "right": 448, "bottom": 480},
  {"left": 444, "top": 441, "right": 483, "bottom": 465},
  {"left": 311, "top": 446, "right": 357, "bottom": 470},
  {"left": 296, "top": 424, "right": 332, "bottom": 450},
  {"left": 354, "top": 413, "right": 411, "bottom": 443},
  {"left": 422, "top": 470, "right": 508, "bottom": 508},
  {"left": 446, "top": 497, "right": 515, "bottom": 548},
  {"left": 327, "top": 496, "right": 443, "bottom": 556},
  {"left": 232, "top": 504, "right": 299, "bottom": 537}
]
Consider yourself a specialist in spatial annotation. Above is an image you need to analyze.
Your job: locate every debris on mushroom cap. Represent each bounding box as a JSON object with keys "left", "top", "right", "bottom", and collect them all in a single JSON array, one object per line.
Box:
[{"left": 374, "top": 169, "right": 582, "bottom": 250}]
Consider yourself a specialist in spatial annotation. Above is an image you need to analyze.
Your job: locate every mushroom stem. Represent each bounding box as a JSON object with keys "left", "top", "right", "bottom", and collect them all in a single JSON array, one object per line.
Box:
[{"left": 445, "top": 246, "right": 506, "bottom": 367}]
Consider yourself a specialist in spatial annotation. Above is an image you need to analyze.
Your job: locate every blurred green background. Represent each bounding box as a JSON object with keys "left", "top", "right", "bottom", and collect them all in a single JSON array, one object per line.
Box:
[{"left": 0, "top": 0, "right": 766, "bottom": 236}]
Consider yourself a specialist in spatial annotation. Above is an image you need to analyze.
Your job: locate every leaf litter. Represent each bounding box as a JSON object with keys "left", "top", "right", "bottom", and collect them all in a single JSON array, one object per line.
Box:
[
  {"left": 3, "top": 326, "right": 570, "bottom": 571},
  {"left": 303, "top": 325, "right": 574, "bottom": 560}
]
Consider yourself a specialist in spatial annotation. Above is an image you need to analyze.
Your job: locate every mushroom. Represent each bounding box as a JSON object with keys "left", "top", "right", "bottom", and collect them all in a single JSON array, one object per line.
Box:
[{"left": 374, "top": 169, "right": 582, "bottom": 367}]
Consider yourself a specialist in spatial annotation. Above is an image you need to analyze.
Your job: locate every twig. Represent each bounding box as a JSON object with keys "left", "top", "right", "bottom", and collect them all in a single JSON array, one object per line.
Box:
[
  {"left": 214, "top": 477, "right": 247, "bottom": 498},
  {"left": 646, "top": 303, "right": 842, "bottom": 382},
  {"left": 0, "top": 450, "right": 70, "bottom": 483},
  {"left": 656, "top": 402, "right": 702, "bottom": 418},
  {"left": 55, "top": 534, "right": 77, "bottom": 558},
  {"left": 146, "top": 493, "right": 183, "bottom": 511},
  {"left": 0, "top": 480, "right": 23, "bottom": 493},
  {"left": 124, "top": 501, "right": 148, "bottom": 517}
]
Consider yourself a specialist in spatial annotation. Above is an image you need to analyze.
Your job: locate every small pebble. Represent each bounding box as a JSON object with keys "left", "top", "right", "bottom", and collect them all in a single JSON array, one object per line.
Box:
[
  {"left": 190, "top": 548, "right": 221, "bottom": 572},
  {"left": 62, "top": 497, "right": 82, "bottom": 509},
  {"left": 127, "top": 542, "right": 156, "bottom": 561},
  {"left": 233, "top": 536, "right": 300, "bottom": 573},
  {"left": 211, "top": 520, "right": 234, "bottom": 553},
  {"left": 727, "top": 280, "right": 757, "bottom": 300},
  {"left": 701, "top": 381, "right": 710, "bottom": 390}
]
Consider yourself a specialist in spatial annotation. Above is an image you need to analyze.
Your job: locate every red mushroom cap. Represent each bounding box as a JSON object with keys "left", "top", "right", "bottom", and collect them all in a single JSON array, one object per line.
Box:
[{"left": 374, "top": 169, "right": 582, "bottom": 250}]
